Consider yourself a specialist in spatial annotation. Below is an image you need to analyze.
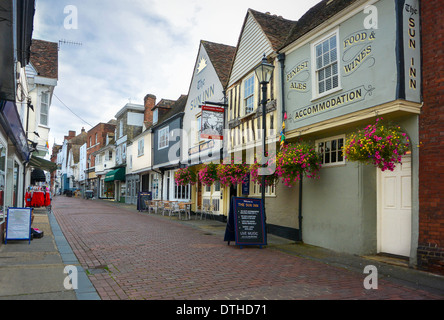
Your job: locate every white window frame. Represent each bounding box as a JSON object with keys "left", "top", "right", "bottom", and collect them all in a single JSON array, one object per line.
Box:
[
  {"left": 40, "top": 92, "right": 49, "bottom": 126},
  {"left": 243, "top": 74, "right": 255, "bottom": 115},
  {"left": 311, "top": 29, "right": 341, "bottom": 100},
  {"left": 158, "top": 126, "right": 169, "bottom": 150},
  {"left": 138, "top": 139, "right": 144, "bottom": 156},
  {"left": 250, "top": 179, "right": 276, "bottom": 197},
  {"left": 316, "top": 135, "right": 345, "bottom": 167},
  {"left": 196, "top": 114, "right": 204, "bottom": 144}
]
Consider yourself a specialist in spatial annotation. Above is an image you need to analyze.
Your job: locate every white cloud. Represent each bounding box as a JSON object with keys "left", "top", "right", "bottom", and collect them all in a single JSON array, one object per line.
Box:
[{"left": 32, "top": 0, "right": 321, "bottom": 149}]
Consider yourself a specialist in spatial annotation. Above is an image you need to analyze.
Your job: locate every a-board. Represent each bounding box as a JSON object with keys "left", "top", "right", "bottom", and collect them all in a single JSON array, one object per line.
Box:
[
  {"left": 5, "top": 208, "right": 32, "bottom": 244},
  {"left": 137, "top": 192, "right": 152, "bottom": 212},
  {"left": 225, "top": 197, "right": 267, "bottom": 248}
]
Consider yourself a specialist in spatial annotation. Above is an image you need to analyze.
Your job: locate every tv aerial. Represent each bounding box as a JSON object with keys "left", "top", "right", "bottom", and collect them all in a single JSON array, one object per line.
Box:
[{"left": 58, "top": 39, "right": 83, "bottom": 50}]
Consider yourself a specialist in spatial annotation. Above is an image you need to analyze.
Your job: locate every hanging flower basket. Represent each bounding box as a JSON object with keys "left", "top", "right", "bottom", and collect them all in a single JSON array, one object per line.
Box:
[
  {"left": 174, "top": 167, "right": 197, "bottom": 186},
  {"left": 275, "top": 142, "right": 322, "bottom": 187},
  {"left": 198, "top": 162, "right": 219, "bottom": 186},
  {"left": 217, "top": 161, "right": 250, "bottom": 187},
  {"left": 250, "top": 154, "right": 280, "bottom": 187},
  {"left": 343, "top": 118, "right": 410, "bottom": 172}
]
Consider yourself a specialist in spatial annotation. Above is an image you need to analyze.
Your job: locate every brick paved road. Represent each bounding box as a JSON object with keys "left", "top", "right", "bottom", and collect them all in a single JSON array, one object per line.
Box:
[{"left": 52, "top": 196, "right": 442, "bottom": 301}]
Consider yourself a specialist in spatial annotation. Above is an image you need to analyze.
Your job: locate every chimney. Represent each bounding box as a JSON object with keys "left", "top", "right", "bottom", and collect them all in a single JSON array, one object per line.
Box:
[
  {"left": 144, "top": 94, "right": 156, "bottom": 126},
  {"left": 81, "top": 127, "right": 85, "bottom": 133}
]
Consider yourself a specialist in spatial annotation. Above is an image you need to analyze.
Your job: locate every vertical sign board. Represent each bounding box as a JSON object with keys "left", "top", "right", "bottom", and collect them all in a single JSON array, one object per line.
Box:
[
  {"left": 201, "top": 105, "right": 224, "bottom": 140},
  {"left": 137, "top": 192, "right": 152, "bottom": 212},
  {"left": 403, "top": 0, "right": 421, "bottom": 103},
  {"left": 233, "top": 197, "right": 267, "bottom": 247},
  {"left": 5, "top": 208, "right": 32, "bottom": 244}
]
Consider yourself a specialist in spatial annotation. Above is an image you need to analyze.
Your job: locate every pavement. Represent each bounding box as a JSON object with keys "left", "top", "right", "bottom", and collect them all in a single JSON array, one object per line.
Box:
[
  {"left": 0, "top": 207, "right": 99, "bottom": 300},
  {"left": 0, "top": 196, "right": 443, "bottom": 300}
]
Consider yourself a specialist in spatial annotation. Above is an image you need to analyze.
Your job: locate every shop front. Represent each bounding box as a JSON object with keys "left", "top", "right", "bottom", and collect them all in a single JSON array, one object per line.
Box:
[{"left": 104, "top": 167, "right": 126, "bottom": 202}]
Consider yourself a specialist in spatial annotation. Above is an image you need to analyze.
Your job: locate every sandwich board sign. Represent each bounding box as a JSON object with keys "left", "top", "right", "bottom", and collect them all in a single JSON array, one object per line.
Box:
[
  {"left": 5, "top": 208, "right": 32, "bottom": 244},
  {"left": 224, "top": 197, "right": 267, "bottom": 248}
]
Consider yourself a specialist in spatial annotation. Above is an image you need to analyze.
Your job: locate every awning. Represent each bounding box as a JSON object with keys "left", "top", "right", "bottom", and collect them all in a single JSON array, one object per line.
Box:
[
  {"left": 29, "top": 155, "right": 57, "bottom": 173},
  {"left": 104, "top": 168, "right": 126, "bottom": 182},
  {"left": 31, "top": 168, "right": 46, "bottom": 183}
]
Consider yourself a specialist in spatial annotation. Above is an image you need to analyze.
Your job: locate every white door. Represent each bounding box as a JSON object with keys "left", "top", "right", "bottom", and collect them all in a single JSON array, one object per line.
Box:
[{"left": 377, "top": 156, "right": 412, "bottom": 257}]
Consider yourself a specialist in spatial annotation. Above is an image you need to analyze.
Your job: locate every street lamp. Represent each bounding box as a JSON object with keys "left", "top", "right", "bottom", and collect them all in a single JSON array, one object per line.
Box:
[{"left": 254, "top": 54, "right": 275, "bottom": 239}]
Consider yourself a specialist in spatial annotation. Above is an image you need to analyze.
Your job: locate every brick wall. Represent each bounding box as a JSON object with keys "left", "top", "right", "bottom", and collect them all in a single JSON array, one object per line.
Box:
[
  {"left": 417, "top": 0, "right": 444, "bottom": 275},
  {"left": 87, "top": 123, "right": 116, "bottom": 169}
]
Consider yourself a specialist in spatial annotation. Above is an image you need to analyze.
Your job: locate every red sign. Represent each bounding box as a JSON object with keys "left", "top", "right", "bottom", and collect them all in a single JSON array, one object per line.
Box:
[{"left": 201, "top": 105, "right": 225, "bottom": 140}]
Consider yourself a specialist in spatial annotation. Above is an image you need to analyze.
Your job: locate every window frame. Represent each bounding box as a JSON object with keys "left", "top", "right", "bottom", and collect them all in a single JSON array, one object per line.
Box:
[
  {"left": 316, "top": 135, "right": 346, "bottom": 167},
  {"left": 311, "top": 29, "right": 341, "bottom": 100},
  {"left": 138, "top": 138, "right": 144, "bottom": 157},
  {"left": 158, "top": 126, "right": 169, "bottom": 150},
  {"left": 40, "top": 91, "right": 49, "bottom": 126},
  {"left": 243, "top": 74, "right": 255, "bottom": 115},
  {"left": 153, "top": 109, "right": 158, "bottom": 125}
]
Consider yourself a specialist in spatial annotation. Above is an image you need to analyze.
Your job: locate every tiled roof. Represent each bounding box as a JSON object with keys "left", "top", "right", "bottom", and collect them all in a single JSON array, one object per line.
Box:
[
  {"left": 281, "top": 0, "right": 360, "bottom": 49},
  {"left": 155, "top": 94, "right": 188, "bottom": 127},
  {"left": 30, "top": 39, "right": 58, "bottom": 80},
  {"left": 249, "top": 9, "right": 298, "bottom": 51},
  {"left": 201, "top": 41, "right": 236, "bottom": 88}
]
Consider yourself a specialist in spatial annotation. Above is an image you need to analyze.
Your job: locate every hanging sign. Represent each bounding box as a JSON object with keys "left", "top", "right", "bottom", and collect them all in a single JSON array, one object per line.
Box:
[
  {"left": 200, "top": 105, "right": 224, "bottom": 140},
  {"left": 5, "top": 208, "right": 32, "bottom": 244}
]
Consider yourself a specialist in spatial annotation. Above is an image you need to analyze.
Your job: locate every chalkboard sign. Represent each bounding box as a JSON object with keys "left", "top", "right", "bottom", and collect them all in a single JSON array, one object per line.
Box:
[
  {"left": 137, "top": 192, "right": 152, "bottom": 212},
  {"left": 5, "top": 208, "right": 32, "bottom": 244},
  {"left": 232, "top": 197, "right": 267, "bottom": 247}
]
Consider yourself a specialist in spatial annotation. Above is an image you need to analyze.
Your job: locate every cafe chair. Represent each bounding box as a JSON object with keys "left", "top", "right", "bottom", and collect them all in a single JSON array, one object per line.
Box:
[
  {"left": 201, "top": 204, "right": 214, "bottom": 220},
  {"left": 178, "top": 202, "right": 190, "bottom": 220},
  {"left": 163, "top": 201, "right": 173, "bottom": 217}
]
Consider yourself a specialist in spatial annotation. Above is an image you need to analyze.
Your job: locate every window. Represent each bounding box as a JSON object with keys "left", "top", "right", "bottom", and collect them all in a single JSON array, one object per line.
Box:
[
  {"left": 40, "top": 92, "right": 49, "bottom": 126},
  {"left": 158, "top": 127, "right": 169, "bottom": 150},
  {"left": 116, "top": 146, "right": 120, "bottom": 163},
  {"left": 119, "top": 120, "right": 123, "bottom": 138},
  {"left": 138, "top": 139, "right": 144, "bottom": 156},
  {"left": 95, "top": 133, "right": 98, "bottom": 144},
  {"left": 105, "top": 150, "right": 113, "bottom": 161},
  {"left": 153, "top": 109, "right": 158, "bottom": 124},
  {"left": 317, "top": 135, "right": 345, "bottom": 166},
  {"left": 150, "top": 173, "right": 160, "bottom": 199},
  {"left": 174, "top": 183, "right": 190, "bottom": 200},
  {"left": 0, "top": 142, "right": 6, "bottom": 220},
  {"left": 251, "top": 179, "right": 275, "bottom": 197},
  {"left": 243, "top": 75, "right": 255, "bottom": 114},
  {"left": 314, "top": 32, "right": 339, "bottom": 96},
  {"left": 196, "top": 115, "right": 203, "bottom": 144}
]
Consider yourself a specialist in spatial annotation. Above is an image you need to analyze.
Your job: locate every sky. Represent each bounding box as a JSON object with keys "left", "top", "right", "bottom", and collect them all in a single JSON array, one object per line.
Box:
[{"left": 32, "top": 0, "right": 322, "bottom": 153}]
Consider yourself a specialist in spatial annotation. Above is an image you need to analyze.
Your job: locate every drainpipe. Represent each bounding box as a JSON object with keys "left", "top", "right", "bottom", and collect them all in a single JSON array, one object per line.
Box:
[
  {"left": 278, "top": 53, "right": 303, "bottom": 241},
  {"left": 277, "top": 53, "right": 286, "bottom": 127},
  {"left": 298, "top": 177, "right": 303, "bottom": 242}
]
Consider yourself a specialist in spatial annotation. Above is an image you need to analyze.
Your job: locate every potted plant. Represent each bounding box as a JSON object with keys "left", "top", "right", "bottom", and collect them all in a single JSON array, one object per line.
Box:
[
  {"left": 343, "top": 118, "right": 410, "bottom": 171},
  {"left": 275, "top": 142, "right": 322, "bottom": 187},
  {"left": 174, "top": 167, "right": 197, "bottom": 186},
  {"left": 217, "top": 160, "right": 250, "bottom": 187},
  {"left": 198, "top": 162, "right": 219, "bottom": 186},
  {"left": 250, "top": 153, "right": 279, "bottom": 187}
]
